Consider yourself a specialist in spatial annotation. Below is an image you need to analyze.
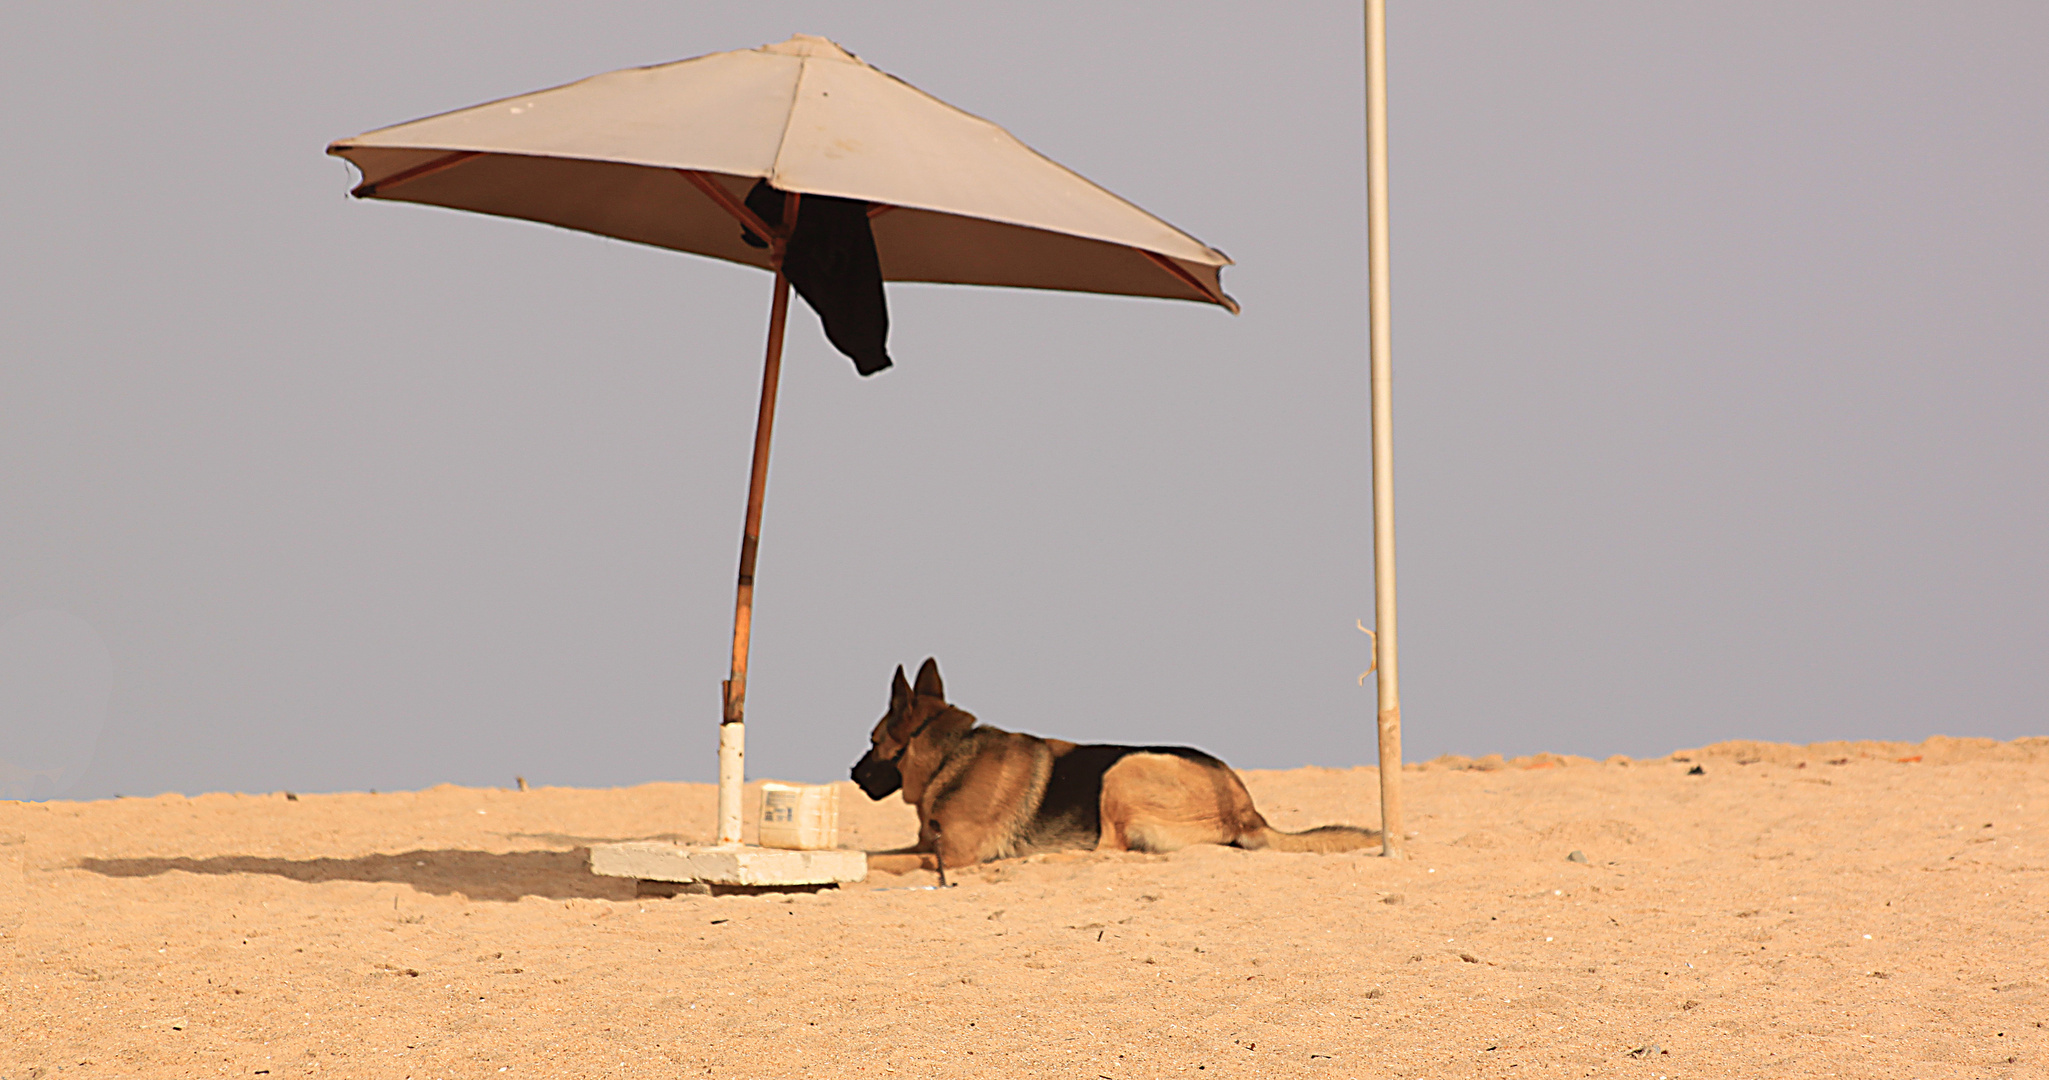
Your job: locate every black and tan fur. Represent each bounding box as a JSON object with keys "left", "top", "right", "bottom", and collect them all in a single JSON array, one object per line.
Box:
[{"left": 851, "top": 659, "right": 1378, "bottom": 874}]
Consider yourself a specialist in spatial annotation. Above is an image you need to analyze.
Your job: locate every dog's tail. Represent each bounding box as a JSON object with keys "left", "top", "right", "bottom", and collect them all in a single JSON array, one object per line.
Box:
[{"left": 1236, "top": 823, "right": 1381, "bottom": 853}]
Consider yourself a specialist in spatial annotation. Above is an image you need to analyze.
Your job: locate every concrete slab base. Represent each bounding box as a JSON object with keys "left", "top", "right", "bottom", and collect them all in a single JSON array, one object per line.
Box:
[{"left": 588, "top": 842, "right": 867, "bottom": 887}]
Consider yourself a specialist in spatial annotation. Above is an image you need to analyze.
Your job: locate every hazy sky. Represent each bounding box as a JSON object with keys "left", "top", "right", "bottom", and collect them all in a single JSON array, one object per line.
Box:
[{"left": 4, "top": 2, "right": 2045, "bottom": 801}]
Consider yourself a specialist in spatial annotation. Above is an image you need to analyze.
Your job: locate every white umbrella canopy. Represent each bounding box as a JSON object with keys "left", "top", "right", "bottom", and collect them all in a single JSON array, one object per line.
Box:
[
  {"left": 327, "top": 33, "right": 1235, "bottom": 855},
  {"left": 328, "top": 34, "right": 1235, "bottom": 310}
]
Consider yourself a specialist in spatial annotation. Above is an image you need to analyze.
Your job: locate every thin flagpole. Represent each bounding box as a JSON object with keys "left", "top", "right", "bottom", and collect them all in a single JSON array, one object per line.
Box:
[
  {"left": 718, "top": 193, "right": 799, "bottom": 846},
  {"left": 1365, "top": 0, "right": 1404, "bottom": 859}
]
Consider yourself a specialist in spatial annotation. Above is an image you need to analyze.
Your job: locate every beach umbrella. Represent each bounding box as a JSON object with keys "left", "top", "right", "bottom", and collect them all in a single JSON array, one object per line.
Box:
[{"left": 327, "top": 34, "right": 1235, "bottom": 847}]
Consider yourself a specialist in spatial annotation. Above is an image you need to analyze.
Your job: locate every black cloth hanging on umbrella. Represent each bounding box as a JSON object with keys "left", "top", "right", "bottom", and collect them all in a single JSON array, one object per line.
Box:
[{"left": 741, "top": 180, "right": 892, "bottom": 376}]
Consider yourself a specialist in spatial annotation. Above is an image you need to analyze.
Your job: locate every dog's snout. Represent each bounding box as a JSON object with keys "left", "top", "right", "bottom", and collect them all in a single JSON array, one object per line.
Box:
[{"left": 851, "top": 747, "right": 902, "bottom": 800}]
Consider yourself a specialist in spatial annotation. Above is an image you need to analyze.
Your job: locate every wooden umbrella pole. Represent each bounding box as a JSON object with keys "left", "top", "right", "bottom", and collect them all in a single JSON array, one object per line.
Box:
[
  {"left": 718, "top": 192, "right": 799, "bottom": 846},
  {"left": 1365, "top": 0, "right": 1404, "bottom": 859}
]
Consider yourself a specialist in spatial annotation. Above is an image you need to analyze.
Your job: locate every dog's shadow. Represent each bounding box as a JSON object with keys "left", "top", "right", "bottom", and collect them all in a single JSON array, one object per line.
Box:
[{"left": 76, "top": 847, "right": 639, "bottom": 902}]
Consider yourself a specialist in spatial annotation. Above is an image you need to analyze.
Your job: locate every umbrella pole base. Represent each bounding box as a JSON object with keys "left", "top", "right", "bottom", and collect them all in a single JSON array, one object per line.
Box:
[{"left": 716, "top": 718, "right": 745, "bottom": 845}]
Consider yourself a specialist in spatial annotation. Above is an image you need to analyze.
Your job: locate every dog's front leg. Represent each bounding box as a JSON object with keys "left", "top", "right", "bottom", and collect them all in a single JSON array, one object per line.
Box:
[
  {"left": 867, "top": 817, "right": 938, "bottom": 858},
  {"left": 862, "top": 816, "right": 940, "bottom": 877}
]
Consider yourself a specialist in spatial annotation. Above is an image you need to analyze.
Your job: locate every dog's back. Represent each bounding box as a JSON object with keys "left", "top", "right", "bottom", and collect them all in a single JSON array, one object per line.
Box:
[{"left": 1023, "top": 742, "right": 1236, "bottom": 851}]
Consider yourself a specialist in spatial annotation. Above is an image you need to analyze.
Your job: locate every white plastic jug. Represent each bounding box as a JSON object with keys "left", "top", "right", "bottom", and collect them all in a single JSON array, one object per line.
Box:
[{"left": 757, "top": 783, "right": 840, "bottom": 850}]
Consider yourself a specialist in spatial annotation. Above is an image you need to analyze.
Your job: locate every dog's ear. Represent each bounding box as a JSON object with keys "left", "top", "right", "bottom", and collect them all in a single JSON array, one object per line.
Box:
[
  {"left": 891, "top": 664, "right": 912, "bottom": 713},
  {"left": 914, "top": 657, "right": 945, "bottom": 701}
]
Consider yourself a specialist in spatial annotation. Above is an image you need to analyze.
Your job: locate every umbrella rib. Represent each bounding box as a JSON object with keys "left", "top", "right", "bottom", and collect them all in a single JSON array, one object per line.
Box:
[
  {"left": 1140, "top": 249, "right": 1233, "bottom": 311},
  {"left": 348, "top": 151, "right": 483, "bottom": 199},
  {"left": 678, "top": 169, "right": 780, "bottom": 243}
]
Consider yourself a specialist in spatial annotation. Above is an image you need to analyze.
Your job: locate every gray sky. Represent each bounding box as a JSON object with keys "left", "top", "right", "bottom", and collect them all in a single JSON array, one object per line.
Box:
[{"left": 4, "top": 2, "right": 2045, "bottom": 801}]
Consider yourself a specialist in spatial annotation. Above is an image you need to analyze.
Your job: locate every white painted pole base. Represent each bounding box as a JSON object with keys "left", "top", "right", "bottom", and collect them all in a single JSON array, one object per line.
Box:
[{"left": 717, "top": 720, "right": 745, "bottom": 846}]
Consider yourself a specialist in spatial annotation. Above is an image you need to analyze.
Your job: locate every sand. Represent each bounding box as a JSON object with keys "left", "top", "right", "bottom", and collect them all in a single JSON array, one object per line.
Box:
[{"left": 5, "top": 735, "right": 2046, "bottom": 1079}]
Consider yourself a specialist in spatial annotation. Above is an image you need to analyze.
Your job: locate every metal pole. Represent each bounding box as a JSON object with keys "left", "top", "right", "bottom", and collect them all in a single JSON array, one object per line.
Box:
[
  {"left": 1365, "top": 0, "right": 1405, "bottom": 859},
  {"left": 718, "top": 192, "right": 799, "bottom": 846}
]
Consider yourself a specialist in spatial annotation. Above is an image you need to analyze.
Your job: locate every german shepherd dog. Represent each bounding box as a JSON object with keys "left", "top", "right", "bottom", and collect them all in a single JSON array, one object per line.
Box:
[{"left": 851, "top": 659, "right": 1378, "bottom": 879}]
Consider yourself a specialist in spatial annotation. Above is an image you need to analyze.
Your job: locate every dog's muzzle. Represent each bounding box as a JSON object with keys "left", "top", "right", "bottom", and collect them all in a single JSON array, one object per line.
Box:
[{"left": 851, "top": 747, "right": 903, "bottom": 800}]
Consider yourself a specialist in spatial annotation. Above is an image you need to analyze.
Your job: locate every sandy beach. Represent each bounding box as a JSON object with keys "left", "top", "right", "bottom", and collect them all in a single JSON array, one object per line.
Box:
[{"left": 5, "top": 735, "right": 2045, "bottom": 1078}]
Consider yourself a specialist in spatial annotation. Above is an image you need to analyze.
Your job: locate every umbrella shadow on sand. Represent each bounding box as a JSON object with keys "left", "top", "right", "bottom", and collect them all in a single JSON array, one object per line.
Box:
[{"left": 76, "top": 847, "right": 643, "bottom": 902}]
